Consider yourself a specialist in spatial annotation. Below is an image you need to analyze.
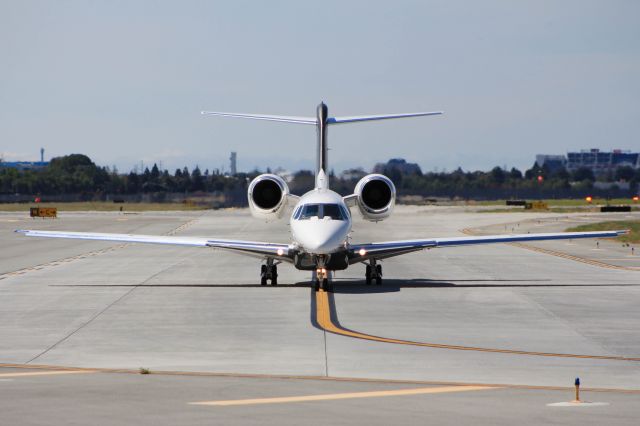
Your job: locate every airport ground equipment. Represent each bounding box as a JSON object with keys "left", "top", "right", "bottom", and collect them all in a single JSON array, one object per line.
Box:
[{"left": 30, "top": 207, "right": 57, "bottom": 218}]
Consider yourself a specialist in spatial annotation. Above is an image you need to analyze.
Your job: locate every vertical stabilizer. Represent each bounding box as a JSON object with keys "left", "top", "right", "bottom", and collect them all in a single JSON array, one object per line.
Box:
[
  {"left": 316, "top": 102, "right": 328, "bottom": 177},
  {"left": 315, "top": 169, "right": 329, "bottom": 190}
]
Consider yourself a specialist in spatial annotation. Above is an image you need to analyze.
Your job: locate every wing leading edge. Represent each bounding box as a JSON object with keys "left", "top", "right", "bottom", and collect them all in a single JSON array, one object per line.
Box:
[
  {"left": 15, "top": 230, "right": 293, "bottom": 262},
  {"left": 16, "top": 229, "right": 628, "bottom": 265},
  {"left": 349, "top": 230, "right": 628, "bottom": 263}
]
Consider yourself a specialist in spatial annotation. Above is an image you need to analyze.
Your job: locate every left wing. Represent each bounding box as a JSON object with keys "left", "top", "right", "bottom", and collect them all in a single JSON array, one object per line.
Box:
[
  {"left": 16, "top": 230, "right": 293, "bottom": 262},
  {"left": 348, "top": 230, "right": 628, "bottom": 263}
]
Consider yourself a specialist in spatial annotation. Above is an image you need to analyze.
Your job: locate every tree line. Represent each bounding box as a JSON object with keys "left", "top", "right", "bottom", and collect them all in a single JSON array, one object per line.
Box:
[
  {"left": 366, "top": 162, "right": 640, "bottom": 199},
  {"left": 1, "top": 154, "right": 638, "bottom": 203}
]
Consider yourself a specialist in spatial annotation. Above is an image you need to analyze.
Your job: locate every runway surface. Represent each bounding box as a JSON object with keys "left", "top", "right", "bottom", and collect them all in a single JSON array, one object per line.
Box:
[{"left": 1, "top": 206, "right": 638, "bottom": 424}]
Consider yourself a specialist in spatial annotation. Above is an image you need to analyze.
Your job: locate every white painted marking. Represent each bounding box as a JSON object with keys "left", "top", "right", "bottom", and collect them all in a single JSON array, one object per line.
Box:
[{"left": 547, "top": 401, "right": 610, "bottom": 407}]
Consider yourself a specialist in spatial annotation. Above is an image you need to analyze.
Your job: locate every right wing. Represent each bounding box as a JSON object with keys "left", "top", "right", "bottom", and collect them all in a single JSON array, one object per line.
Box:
[
  {"left": 16, "top": 230, "right": 293, "bottom": 262},
  {"left": 349, "top": 230, "right": 628, "bottom": 263}
]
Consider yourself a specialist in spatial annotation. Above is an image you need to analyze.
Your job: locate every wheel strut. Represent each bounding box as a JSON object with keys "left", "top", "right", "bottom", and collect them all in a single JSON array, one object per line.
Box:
[
  {"left": 315, "top": 267, "right": 332, "bottom": 292},
  {"left": 365, "top": 259, "right": 382, "bottom": 285},
  {"left": 260, "top": 259, "right": 278, "bottom": 286}
]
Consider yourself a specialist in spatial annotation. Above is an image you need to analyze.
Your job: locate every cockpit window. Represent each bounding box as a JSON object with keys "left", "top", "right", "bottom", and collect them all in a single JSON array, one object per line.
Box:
[
  {"left": 299, "top": 204, "right": 320, "bottom": 219},
  {"left": 293, "top": 206, "right": 303, "bottom": 220},
  {"left": 322, "top": 204, "right": 343, "bottom": 220},
  {"left": 297, "top": 203, "right": 346, "bottom": 220},
  {"left": 340, "top": 205, "right": 350, "bottom": 219}
]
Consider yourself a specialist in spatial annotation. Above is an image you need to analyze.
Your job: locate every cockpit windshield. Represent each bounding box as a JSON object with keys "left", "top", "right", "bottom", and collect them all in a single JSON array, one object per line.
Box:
[{"left": 294, "top": 203, "right": 348, "bottom": 221}]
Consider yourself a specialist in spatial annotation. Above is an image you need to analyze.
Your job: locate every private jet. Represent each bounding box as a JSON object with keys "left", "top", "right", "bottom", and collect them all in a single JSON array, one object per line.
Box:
[{"left": 17, "top": 103, "right": 626, "bottom": 291}]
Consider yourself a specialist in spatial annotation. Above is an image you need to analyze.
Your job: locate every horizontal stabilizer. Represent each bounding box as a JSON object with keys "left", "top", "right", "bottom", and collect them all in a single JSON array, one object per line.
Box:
[
  {"left": 328, "top": 111, "right": 443, "bottom": 124},
  {"left": 201, "top": 111, "right": 315, "bottom": 125},
  {"left": 202, "top": 109, "right": 443, "bottom": 126}
]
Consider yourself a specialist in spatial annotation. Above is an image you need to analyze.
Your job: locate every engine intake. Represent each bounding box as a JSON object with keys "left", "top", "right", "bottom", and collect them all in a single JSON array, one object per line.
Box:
[
  {"left": 354, "top": 174, "right": 396, "bottom": 221},
  {"left": 248, "top": 174, "right": 290, "bottom": 221}
]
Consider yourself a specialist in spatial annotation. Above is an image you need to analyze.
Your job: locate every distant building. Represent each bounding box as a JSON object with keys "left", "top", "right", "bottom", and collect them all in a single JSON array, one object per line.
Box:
[
  {"left": 1, "top": 149, "right": 49, "bottom": 171},
  {"left": 230, "top": 152, "right": 237, "bottom": 175},
  {"left": 535, "top": 149, "right": 639, "bottom": 176},
  {"left": 566, "top": 149, "right": 639, "bottom": 174},
  {"left": 0, "top": 161, "right": 49, "bottom": 171},
  {"left": 373, "top": 158, "right": 422, "bottom": 175},
  {"left": 535, "top": 154, "right": 566, "bottom": 173}
]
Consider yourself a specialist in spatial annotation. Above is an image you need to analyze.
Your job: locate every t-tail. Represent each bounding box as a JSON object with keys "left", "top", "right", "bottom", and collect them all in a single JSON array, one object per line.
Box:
[{"left": 201, "top": 103, "right": 443, "bottom": 188}]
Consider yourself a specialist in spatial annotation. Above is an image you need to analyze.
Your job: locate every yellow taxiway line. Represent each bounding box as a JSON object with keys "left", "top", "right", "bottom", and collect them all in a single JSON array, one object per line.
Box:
[
  {"left": 190, "top": 385, "right": 495, "bottom": 406},
  {"left": 315, "top": 290, "right": 640, "bottom": 362},
  {"left": 2, "top": 363, "right": 639, "bottom": 393},
  {"left": 461, "top": 228, "right": 639, "bottom": 271},
  {"left": 510, "top": 242, "right": 639, "bottom": 271}
]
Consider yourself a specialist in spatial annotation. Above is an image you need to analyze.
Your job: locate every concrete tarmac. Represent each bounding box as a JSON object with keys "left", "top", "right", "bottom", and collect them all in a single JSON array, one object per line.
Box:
[{"left": 1, "top": 206, "right": 638, "bottom": 425}]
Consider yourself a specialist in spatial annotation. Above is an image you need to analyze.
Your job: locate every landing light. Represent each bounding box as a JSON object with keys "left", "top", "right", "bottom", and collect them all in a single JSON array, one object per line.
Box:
[
  {"left": 633, "top": 196, "right": 639, "bottom": 202},
  {"left": 358, "top": 248, "right": 367, "bottom": 256},
  {"left": 277, "top": 248, "right": 284, "bottom": 256},
  {"left": 585, "top": 196, "right": 593, "bottom": 203}
]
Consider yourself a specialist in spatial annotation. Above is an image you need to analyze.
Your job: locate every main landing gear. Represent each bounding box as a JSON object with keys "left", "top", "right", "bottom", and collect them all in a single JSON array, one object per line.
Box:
[
  {"left": 260, "top": 259, "right": 278, "bottom": 286},
  {"left": 365, "top": 260, "right": 382, "bottom": 285},
  {"left": 314, "top": 267, "right": 333, "bottom": 292}
]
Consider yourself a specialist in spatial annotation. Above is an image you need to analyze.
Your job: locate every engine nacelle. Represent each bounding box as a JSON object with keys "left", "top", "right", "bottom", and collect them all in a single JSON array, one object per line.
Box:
[
  {"left": 354, "top": 174, "right": 396, "bottom": 221},
  {"left": 247, "top": 174, "right": 290, "bottom": 221}
]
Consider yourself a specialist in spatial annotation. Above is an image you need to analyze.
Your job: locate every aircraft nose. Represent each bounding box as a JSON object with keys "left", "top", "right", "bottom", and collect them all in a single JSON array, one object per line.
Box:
[
  {"left": 303, "top": 235, "right": 334, "bottom": 252},
  {"left": 296, "top": 221, "right": 349, "bottom": 254}
]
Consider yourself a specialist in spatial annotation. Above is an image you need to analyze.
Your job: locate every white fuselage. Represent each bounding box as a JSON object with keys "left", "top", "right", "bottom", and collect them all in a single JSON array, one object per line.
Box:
[{"left": 290, "top": 188, "right": 352, "bottom": 255}]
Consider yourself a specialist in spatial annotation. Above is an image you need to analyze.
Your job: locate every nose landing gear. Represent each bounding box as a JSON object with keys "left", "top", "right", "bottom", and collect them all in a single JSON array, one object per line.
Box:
[
  {"left": 365, "top": 260, "right": 382, "bottom": 285},
  {"left": 314, "top": 267, "right": 333, "bottom": 292},
  {"left": 260, "top": 259, "right": 278, "bottom": 286}
]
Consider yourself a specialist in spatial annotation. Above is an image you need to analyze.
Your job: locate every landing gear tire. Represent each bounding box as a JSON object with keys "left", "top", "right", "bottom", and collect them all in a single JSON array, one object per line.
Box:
[
  {"left": 260, "top": 265, "right": 267, "bottom": 286},
  {"left": 365, "top": 262, "right": 382, "bottom": 285},
  {"left": 314, "top": 280, "right": 320, "bottom": 292},
  {"left": 315, "top": 267, "right": 331, "bottom": 292},
  {"left": 261, "top": 263, "right": 278, "bottom": 286}
]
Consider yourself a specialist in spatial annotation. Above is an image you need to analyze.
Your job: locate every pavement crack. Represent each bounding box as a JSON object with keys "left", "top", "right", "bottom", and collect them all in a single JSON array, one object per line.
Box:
[
  {"left": 25, "top": 259, "right": 184, "bottom": 365},
  {"left": 323, "top": 328, "right": 329, "bottom": 377},
  {"left": 3, "top": 215, "right": 199, "bottom": 281}
]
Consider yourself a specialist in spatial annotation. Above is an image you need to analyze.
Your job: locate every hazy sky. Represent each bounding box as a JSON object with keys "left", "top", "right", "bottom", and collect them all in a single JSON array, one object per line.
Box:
[{"left": 1, "top": 1, "right": 639, "bottom": 174}]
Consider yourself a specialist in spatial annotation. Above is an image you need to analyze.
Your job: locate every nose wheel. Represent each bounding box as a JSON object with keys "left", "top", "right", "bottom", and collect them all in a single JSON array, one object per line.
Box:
[
  {"left": 260, "top": 261, "right": 278, "bottom": 286},
  {"left": 365, "top": 260, "right": 382, "bottom": 285},
  {"left": 314, "top": 268, "right": 333, "bottom": 292}
]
